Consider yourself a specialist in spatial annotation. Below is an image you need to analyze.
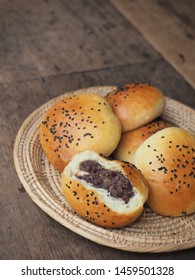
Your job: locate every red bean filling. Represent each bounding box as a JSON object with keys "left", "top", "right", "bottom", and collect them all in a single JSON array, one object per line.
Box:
[{"left": 76, "top": 160, "right": 134, "bottom": 203}]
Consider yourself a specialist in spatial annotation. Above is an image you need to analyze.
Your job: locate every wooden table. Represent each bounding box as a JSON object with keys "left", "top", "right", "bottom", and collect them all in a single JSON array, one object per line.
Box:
[{"left": 1, "top": 0, "right": 195, "bottom": 260}]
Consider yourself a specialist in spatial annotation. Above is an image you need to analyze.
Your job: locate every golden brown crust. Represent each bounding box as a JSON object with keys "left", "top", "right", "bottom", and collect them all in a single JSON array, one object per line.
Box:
[
  {"left": 134, "top": 127, "right": 195, "bottom": 216},
  {"left": 39, "top": 93, "right": 121, "bottom": 171},
  {"left": 61, "top": 153, "right": 148, "bottom": 228},
  {"left": 114, "top": 120, "right": 171, "bottom": 163},
  {"left": 61, "top": 177, "right": 143, "bottom": 228},
  {"left": 107, "top": 83, "right": 165, "bottom": 132}
]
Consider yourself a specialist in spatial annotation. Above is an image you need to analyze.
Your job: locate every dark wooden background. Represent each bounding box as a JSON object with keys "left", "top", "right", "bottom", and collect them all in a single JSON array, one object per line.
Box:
[{"left": 0, "top": 0, "right": 195, "bottom": 259}]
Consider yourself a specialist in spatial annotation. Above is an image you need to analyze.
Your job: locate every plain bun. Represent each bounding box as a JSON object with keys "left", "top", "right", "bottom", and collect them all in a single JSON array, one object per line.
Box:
[
  {"left": 61, "top": 150, "right": 148, "bottom": 228},
  {"left": 134, "top": 127, "right": 195, "bottom": 217},
  {"left": 107, "top": 83, "right": 165, "bottom": 132},
  {"left": 114, "top": 120, "right": 170, "bottom": 163},
  {"left": 40, "top": 93, "right": 121, "bottom": 172}
]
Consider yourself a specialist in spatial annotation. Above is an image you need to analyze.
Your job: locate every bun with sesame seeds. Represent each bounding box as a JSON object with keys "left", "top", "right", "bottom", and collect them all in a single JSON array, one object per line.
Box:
[
  {"left": 134, "top": 127, "right": 195, "bottom": 217},
  {"left": 114, "top": 119, "right": 171, "bottom": 164},
  {"left": 61, "top": 150, "right": 148, "bottom": 228},
  {"left": 39, "top": 93, "right": 121, "bottom": 172},
  {"left": 107, "top": 83, "right": 165, "bottom": 132}
]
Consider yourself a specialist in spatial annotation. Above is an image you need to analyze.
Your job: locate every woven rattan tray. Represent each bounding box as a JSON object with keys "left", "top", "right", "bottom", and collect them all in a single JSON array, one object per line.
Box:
[{"left": 13, "top": 86, "right": 195, "bottom": 253}]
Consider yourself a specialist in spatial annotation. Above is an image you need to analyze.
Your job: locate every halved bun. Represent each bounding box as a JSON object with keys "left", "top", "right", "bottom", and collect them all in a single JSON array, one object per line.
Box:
[
  {"left": 114, "top": 120, "right": 170, "bottom": 163},
  {"left": 107, "top": 83, "right": 165, "bottom": 132},
  {"left": 134, "top": 127, "right": 195, "bottom": 217},
  {"left": 61, "top": 150, "right": 148, "bottom": 228},
  {"left": 40, "top": 93, "right": 121, "bottom": 171}
]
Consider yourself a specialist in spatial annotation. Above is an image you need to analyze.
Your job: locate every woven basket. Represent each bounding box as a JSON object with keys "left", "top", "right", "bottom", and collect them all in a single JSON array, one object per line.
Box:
[{"left": 13, "top": 86, "right": 195, "bottom": 253}]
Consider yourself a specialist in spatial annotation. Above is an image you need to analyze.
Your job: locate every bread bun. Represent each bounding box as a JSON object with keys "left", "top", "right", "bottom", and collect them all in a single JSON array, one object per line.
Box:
[
  {"left": 107, "top": 83, "right": 165, "bottom": 132},
  {"left": 114, "top": 120, "right": 170, "bottom": 163},
  {"left": 40, "top": 93, "right": 121, "bottom": 171},
  {"left": 134, "top": 127, "right": 195, "bottom": 217},
  {"left": 61, "top": 150, "right": 148, "bottom": 228}
]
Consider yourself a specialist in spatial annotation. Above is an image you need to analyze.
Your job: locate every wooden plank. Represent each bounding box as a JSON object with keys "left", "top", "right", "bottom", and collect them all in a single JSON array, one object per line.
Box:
[
  {"left": 1, "top": 0, "right": 195, "bottom": 260},
  {"left": 110, "top": 0, "right": 195, "bottom": 88},
  {"left": 0, "top": 0, "right": 160, "bottom": 84}
]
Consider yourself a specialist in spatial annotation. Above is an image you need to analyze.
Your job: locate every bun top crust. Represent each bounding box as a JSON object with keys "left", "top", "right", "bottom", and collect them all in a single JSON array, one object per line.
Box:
[
  {"left": 39, "top": 93, "right": 121, "bottom": 171},
  {"left": 134, "top": 127, "right": 195, "bottom": 216},
  {"left": 114, "top": 120, "right": 170, "bottom": 163},
  {"left": 107, "top": 83, "right": 165, "bottom": 132}
]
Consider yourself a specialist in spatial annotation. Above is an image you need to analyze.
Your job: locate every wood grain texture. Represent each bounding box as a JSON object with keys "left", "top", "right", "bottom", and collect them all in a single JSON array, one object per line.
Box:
[
  {"left": 0, "top": 0, "right": 160, "bottom": 84},
  {"left": 0, "top": 0, "right": 195, "bottom": 260},
  {"left": 110, "top": 0, "right": 195, "bottom": 88}
]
